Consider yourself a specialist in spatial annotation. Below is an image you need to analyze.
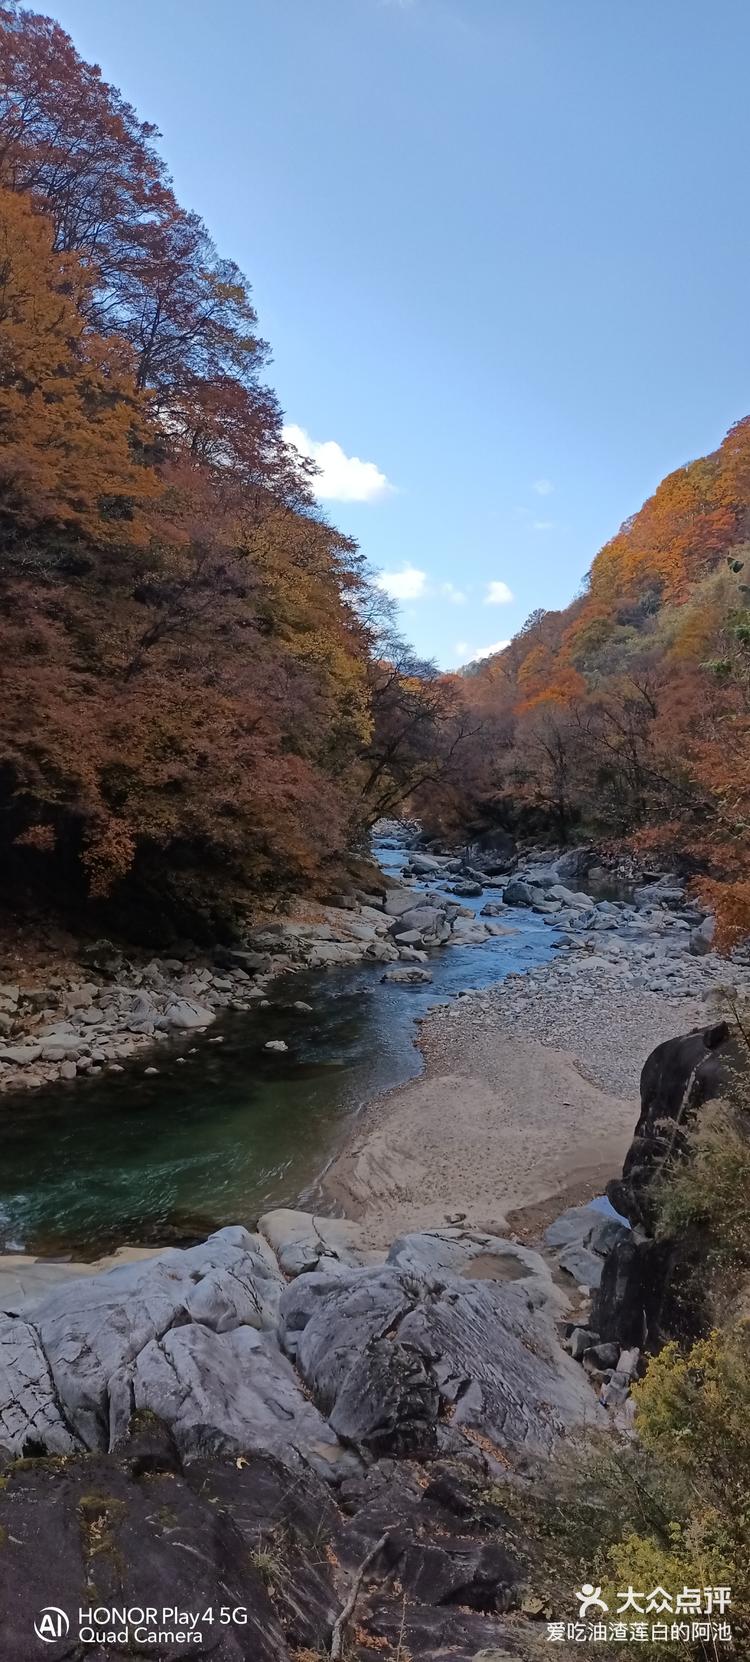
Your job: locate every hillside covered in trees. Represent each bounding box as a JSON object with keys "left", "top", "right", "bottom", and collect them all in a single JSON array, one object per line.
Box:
[
  {"left": 2, "top": 2, "right": 750, "bottom": 950},
  {"left": 0, "top": 1, "right": 461, "bottom": 940},
  {"left": 416, "top": 418, "right": 750, "bottom": 946}
]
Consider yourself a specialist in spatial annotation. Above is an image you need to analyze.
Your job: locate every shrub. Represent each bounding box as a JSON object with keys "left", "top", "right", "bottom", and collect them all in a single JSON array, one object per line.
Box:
[{"left": 600, "top": 1328, "right": 750, "bottom": 1659}]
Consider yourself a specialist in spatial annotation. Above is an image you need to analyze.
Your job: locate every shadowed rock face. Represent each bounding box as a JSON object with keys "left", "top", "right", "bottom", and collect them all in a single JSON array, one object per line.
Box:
[
  {"left": 0, "top": 1425, "right": 544, "bottom": 1662},
  {"left": 595, "top": 1021, "right": 748, "bottom": 1349}
]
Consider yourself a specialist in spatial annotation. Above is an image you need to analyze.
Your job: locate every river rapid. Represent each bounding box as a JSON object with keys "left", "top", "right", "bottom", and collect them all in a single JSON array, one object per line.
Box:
[{"left": 0, "top": 839, "right": 558, "bottom": 1257}]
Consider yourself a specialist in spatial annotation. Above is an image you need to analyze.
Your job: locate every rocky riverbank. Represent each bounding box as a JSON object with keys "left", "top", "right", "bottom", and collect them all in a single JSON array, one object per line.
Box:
[
  {"left": 3, "top": 824, "right": 746, "bottom": 1097},
  {"left": 322, "top": 851, "right": 749, "bottom": 1246},
  {"left": 0, "top": 835, "right": 526, "bottom": 1093},
  {"left": 0, "top": 1205, "right": 607, "bottom": 1662},
  {"left": 0, "top": 946, "right": 745, "bottom": 1657}
]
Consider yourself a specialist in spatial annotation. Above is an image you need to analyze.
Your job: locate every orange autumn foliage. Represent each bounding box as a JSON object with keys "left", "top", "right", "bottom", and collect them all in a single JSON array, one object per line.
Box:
[
  {"left": 418, "top": 420, "right": 750, "bottom": 944},
  {"left": 0, "top": 183, "right": 157, "bottom": 541}
]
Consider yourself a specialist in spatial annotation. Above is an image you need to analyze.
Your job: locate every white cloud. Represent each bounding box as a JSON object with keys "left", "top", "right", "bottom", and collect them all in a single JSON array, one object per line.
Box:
[
  {"left": 375, "top": 564, "right": 428, "bottom": 601},
  {"left": 450, "top": 638, "right": 510, "bottom": 666},
  {"left": 533, "top": 519, "right": 555, "bottom": 531},
  {"left": 533, "top": 478, "right": 553, "bottom": 496},
  {"left": 469, "top": 639, "right": 510, "bottom": 662},
  {"left": 484, "top": 579, "right": 514, "bottom": 605},
  {"left": 375, "top": 569, "right": 469, "bottom": 605},
  {"left": 283, "top": 423, "right": 392, "bottom": 503}
]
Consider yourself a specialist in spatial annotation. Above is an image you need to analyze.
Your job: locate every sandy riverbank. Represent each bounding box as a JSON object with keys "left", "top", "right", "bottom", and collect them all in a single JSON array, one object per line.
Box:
[{"left": 323, "top": 966, "right": 708, "bottom": 1247}]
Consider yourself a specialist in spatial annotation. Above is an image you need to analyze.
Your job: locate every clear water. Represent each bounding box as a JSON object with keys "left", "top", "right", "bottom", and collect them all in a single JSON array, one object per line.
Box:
[{"left": 0, "top": 846, "right": 558, "bottom": 1257}]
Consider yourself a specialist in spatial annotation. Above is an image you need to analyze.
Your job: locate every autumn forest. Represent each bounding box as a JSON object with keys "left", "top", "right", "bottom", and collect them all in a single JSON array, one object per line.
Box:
[{"left": 1, "top": 1, "right": 750, "bottom": 947}]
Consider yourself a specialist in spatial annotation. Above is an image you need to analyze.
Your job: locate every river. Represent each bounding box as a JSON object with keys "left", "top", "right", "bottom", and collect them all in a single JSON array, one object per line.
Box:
[{"left": 0, "top": 841, "right": 559, "bottom": 1257}]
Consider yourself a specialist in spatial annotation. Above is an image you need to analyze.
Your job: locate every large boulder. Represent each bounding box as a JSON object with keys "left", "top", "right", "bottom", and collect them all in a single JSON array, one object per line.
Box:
[
  {"left": 408, "top": 854, "right": 447, "bottom": 876},
  {"left": 594, "top": 1021, "right": 748, "bottom": 1349},
  {"left": 118, "top": 1321, "right": 358, "bottom": 1479},
  {"left": 279, "top": 1261, "right": 602, "bottom": 1463},
  {"left": 16, "top": 1227, "right": 284, "bottom": 1453},
  {"left": 609, "top": 1021, "right": 742, "bottom": 1229},
  {"left": 502, "top": 878, "right": 540, "bottom": 907},
  {"left": 393, "top": 905, "right": 448, "bottom": 938},
  {"left": 383, "top": 887, "right": 420, "bottom": 918},
  {"left": 159, "top": 997, "right": 215, "bottom": 1031},
  {"left": 689, "top": 915, "right": 716, "bottom": 955},
  {"left": 449, "top": 918, "right": 490, "bottom": 944}
]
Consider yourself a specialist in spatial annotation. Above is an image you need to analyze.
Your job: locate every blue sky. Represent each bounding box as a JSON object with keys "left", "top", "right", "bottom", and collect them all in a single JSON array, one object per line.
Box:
[{"left": 44, "top": 0, "right": 750, "bottom": 667}]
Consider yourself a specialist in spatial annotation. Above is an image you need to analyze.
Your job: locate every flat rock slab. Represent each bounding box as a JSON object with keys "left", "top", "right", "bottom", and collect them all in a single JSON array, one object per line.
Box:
[
  {"left": 0, "top": 1248, "right": 161, "bottom": 1315},
  {"left": 258, "top": 1208, "right": 385, "bottom": 1277},
  {"left": 386, "top": 1228, "right": 565, "bottom": 1312}
]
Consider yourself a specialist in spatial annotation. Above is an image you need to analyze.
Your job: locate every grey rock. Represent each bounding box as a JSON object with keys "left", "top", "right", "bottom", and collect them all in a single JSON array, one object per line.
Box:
[
  {"left": 0, "top": 1316, "right": 81, "bottom": 1455},
  {"left": 386, "top": 1230, "right": 563, "bottom": 1312},
  {"left": 558, "top": 1243, "right": 605, "bottom": 1289},
  {"left": 450, "top": 918, "right": 490, "bottom": 943},
  {"left": 383, "top": 888, "right": 420, "bottom": 918},
  {"left": 258, "top": 1209, "right": 382, "bottom": 1277},
  {"left": 280, "top": 1263, "right": 603, "bottom": 1460},
  {"left": 120, "top": 1322, "right": 357, "bottom": 1479},
  {"left": 23, "top": 1228, "right": 282, "bottom": 1453},
  {"left": 616, "top": 1346, "right": 641, "bottom": 1381},
  {"left": 0, "top": 1043, "right": 42, "bottom": 1065},
  {"left": 226, "top": 948, "right": 274, "bottom": 972},
  {"left": 160, "top": 997, "right": 215, "bottom": 1031},
  {"left": 544, "top": 1203, "right": 605, "bottom": 1250},
  {"left": 690, "top": 916, "right": 716, "bottom": 955},
  {"left": 395, "top": 906, "right": 443, "bottom": 935},
  {"left": 306, "top": 940, "right": 364, "bottom": 966},
  {"left": 600, "top": 1378, "right": 630, "bottom": 1408},
  {"left": 502, "top": 878, "right": 539, "bottom": 907},
  {"left": 588, "top": 1213, "right": 630, "bottom": 1256},
  {"left": 381, "top": 966, "right": 433, "bottom": 984},
  {"left": 568, "top": 1326, "right": 601, "bottom": 1361},
  {"left": 633, "top": 881, "right": 685, "bottom": 910},
  {"left": 582, "top": 1342, "right": 620, "bottom": 1372}
]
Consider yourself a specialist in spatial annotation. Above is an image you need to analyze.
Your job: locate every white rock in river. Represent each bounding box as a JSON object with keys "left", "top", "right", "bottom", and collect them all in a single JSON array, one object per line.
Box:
[
  {"left": 381, "top": 966, "right": 433, "bottom": 984},
  {"left": 0, "top": 1043, "right": 43, "bottom": 1064},
  {"left": 265, "top": 1039, "right": 288, "bottom": 1051},
  {"left": 160, "top": 997, "right": 216, "bottom": 1031}
]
